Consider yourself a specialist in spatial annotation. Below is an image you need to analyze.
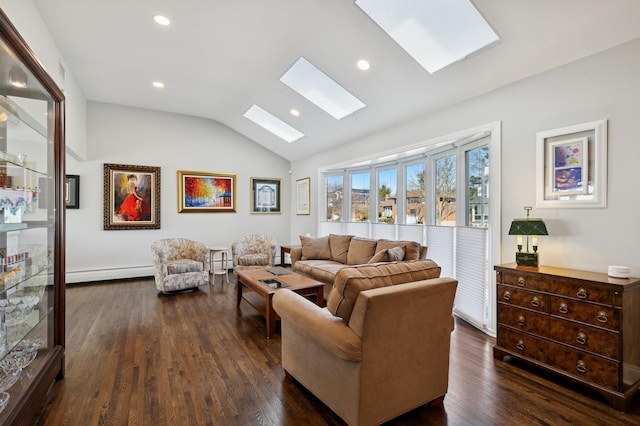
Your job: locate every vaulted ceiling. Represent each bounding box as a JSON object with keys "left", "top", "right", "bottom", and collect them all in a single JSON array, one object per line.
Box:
[{"left": 34, "top": 0, "right": 640, "bottom": 161}]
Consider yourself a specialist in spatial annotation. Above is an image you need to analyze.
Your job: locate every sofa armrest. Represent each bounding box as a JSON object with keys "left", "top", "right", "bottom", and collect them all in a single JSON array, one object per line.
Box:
[
  {"left": 273, "top": 289, "right": 362, "bottom": 361},
  {"left": 290, "top": 247, "right": 302, "bottom": 266}
]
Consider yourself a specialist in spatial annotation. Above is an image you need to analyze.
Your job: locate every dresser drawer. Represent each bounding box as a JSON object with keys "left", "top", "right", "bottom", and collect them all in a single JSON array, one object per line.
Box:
[
  {"left": 498, "top": 284, "right": 547, "bottom": 312},
  {"left": 550, "top": 296, "right": 619, "bottom": 331},
  {"left": 497, "top": 326, "right": 549, "bottom": 364},
  {"left": 498, "top": 303, "right": 548, "bottom": 335},
  {"left": 547, "top": 316, "right": 619, "bottom": 360},
  {"left": 499, "top": 271, "right": 549, "bottom": 292},
  {"left": 546, "top": 279, "right": 614, "bottom": 305},
  {"left": 546, "top": 340, "right": 619, "bottom": 390}
]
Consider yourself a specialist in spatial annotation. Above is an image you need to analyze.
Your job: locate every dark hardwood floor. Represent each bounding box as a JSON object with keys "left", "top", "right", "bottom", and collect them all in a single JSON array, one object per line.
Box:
[{"left": 32, "top": 275, "right": 640, "bottom": 425}]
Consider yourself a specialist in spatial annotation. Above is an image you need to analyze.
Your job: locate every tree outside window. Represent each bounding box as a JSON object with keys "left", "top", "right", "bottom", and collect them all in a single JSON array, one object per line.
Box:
[
  {"left": 377, "top": 168, "right": 397, "bottom": 223},
  {"left": 405, "top": 163, "right": 425, "bottom": 224},
  {"left": 351, "top": 172, "right": 370, "bottom": 221},
  {"left": 467, "top": 146, "right": 489, "bottom": 228},
  {"left": 435, "top": 155, "right": 456, "bottom": 226},
  {"left": 326, "top": 175, "right": 343, "bottom": 222}
]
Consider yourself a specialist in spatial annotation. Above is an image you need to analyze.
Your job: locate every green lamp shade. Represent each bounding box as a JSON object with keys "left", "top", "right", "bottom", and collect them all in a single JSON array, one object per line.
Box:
[{"left": 508, "top": 219, "right": 548, "bottom": 236}]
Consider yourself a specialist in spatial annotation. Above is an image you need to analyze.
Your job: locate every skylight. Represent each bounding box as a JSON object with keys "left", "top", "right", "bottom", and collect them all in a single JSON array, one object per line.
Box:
[
  {"left": 355, "top": 0, "right": 500, "bottom": 74},
  {"left": 243, "top": 105, "right": 304, "bottom": 143},
  {"left": 280, "top": 57, "right": 366, "bottom": 120}
]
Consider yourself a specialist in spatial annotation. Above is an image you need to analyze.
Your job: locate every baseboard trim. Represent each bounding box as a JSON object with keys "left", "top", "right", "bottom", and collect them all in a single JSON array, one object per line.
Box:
[{"left": 66, "top": 266, "right": 154, "bottom": 284}]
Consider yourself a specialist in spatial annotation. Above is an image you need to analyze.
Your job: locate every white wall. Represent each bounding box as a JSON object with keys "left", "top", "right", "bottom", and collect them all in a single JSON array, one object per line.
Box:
[
  {"left": 66, "top": 102, "right": 291, "bottom": 282},
  {"left": 290, "top": 38, "right": 640, "bottom": 277}
]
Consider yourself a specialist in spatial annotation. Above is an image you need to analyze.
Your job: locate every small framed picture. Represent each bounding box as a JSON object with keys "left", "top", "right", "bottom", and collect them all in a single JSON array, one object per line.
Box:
[
  {"left": 65, "top": 174, "right": 80, "bottom": 209},
  {"left": 536, "top": 119, "right": 607, "bottom": 208},
  {"left": 250, "top": 177, "right": 281, "bottom": 214},
  {"left": 103, "top": 163, "right": 161, "bottom": 230},
  {"left": 177, "top": 170, "right": 236, "bottom": 213},
  {"left": 296, "top": 177, "right": 310, "bottom": 215},
  {"left": 548, "top": 137, "right": 588, "bottom": 195}
]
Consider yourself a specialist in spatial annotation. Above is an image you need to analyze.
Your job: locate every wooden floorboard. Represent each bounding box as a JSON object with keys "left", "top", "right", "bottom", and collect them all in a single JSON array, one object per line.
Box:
[{"left": 31, "top": 275, "right": 640, "bottom": 425}]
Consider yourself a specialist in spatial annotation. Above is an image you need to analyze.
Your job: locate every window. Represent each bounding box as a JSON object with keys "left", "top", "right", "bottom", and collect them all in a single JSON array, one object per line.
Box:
[
  {"left": 467, "top": 145, "right": 489, "bottom": 227},
  {"left": 405, "top": 163, "right": 425, "bottom": 224},
  {"left": 325, "top": 175, "right": 343, "bottom": 222},
  {"left": 351, "top": 172, "right": 370, "bottom": 221},
  {"left": 435, "top": 154, "right": 456, "bottom": 226},
  {"left": 377, "top": 167, "right": 397, "bottom": 223}
]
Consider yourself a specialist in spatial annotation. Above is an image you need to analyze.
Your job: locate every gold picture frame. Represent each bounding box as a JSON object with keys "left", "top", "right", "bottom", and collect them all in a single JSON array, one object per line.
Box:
[
  {"left": 177, "top": 170, "right": 236, "bottom": 213},
  {"left": 103, "top": 163, "right": 161, "bottom": 230}
]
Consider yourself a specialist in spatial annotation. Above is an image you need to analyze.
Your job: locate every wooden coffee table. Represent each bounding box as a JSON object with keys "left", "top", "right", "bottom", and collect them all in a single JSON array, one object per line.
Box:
[{"left": 236, "top": 268, "right": 324, "bottom": 338}]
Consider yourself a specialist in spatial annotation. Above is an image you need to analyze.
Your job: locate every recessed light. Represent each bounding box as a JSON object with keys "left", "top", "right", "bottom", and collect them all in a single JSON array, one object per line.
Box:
[
  {"left": 357, "top": 59, "right": 370, "bottom": 71},
  {"left": 152, "top": 81, "right": 165, "bottom": 88},
  {"left": 153, "top": 15, "right": 171, "bottom": 26},
  {"left": 290, "top": 109, "right": 300, "bottom": 117}
]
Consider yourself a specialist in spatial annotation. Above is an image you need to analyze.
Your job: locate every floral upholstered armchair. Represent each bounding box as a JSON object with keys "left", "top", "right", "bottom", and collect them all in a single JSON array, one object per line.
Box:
[
  {"left": 231, "top": 234, "right": 277, "bottom": 274},
  {"left": 150, "top": 238, "right": 210, "bottom": 294}
]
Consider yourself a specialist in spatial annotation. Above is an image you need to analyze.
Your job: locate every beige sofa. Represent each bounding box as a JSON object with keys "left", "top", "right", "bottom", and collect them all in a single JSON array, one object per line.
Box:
[
  {"left": 290, "top": 234, "right": 428, "bottom": 298},
  {"left": 273, "top": 260, "right": 458, "bottom": 425}
]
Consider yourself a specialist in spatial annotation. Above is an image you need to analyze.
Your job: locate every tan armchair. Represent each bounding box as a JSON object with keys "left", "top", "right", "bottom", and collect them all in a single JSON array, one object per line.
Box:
[
  {"left": 150, "top": 238, "right": 210, "bottom": 294},
  {"left": 231, "top": 234, "right": 277, "bottom": 274},
  {"left": 273, "top": 261, "right": 458, "bottom": 425}
]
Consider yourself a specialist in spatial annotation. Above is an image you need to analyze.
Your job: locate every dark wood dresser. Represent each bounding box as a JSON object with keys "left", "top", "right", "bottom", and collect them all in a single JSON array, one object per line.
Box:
[{"left": 494, "top": 263, "right": 640, "bottom": 411}]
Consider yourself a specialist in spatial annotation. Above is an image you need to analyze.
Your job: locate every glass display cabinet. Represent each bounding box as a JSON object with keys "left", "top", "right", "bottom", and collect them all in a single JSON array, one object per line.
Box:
[{"left": 0, "top": 10, "right": 65, "bottom": 423}]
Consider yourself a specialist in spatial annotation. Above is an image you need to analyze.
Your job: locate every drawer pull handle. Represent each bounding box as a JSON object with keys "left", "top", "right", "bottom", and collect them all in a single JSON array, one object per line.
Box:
[
  {"left": 531, "top": 296, "right": 540, "bottom": 307},
  {"left": 516, "top": 340, "right": 525, "bottom": 351},
  {"left": 517, "top": 316, "right": 525, "bottom": 326},
  {"left": 576, "top": 332, "right": 587, "bottom": 345},
  {"left": 517, "top": 276, "right": 525, "bottom": 286},
  {"left": 576, "top": 360, "right": 587, "bottom": 374},
  {"left": 503, "top": 291, "right": 511, "bottom": 301},
  {"left": 558, "top": 303, "right": 569, "bottom": 314},
  {"left": 576, "top": 288, "right": 588, "bottom": 299},
  {"left": 596, "top": 311, "right": 608, "bottom": 323}
]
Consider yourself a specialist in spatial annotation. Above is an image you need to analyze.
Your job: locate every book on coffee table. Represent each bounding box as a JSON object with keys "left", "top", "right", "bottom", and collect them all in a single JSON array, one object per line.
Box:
[{"left": 267, "top": 267, "right": 291, "bottom": 276}]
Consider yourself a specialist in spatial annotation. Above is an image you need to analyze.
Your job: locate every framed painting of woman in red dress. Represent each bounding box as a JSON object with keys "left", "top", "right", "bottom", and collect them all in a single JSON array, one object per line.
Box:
[{"left": 103, "top": 163, "right": 161, "bottom": 230}]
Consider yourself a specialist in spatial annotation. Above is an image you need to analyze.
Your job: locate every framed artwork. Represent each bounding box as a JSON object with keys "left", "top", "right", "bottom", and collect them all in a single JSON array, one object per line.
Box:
[
  {"left": 536, "top": 119, "right": 607, "bottom": 208},
  {"left": 177, "top": 170, "right": 236, "bottom": 213},
  {"left": 65, "top": 174, "right": 80, "bottom": 209},
  {"left": 103, "top": 163, "right": 161, "bottom": 230},
  {"left": 296, "top": 177, "right": 310, "bottom": 215},
  {"left": 250, "top": 177, "right": 281, "bottom": 214}
]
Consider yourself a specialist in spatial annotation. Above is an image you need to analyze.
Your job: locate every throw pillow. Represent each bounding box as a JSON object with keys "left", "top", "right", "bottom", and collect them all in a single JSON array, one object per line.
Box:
[
  {"left": 375, "top": 239, "right": 422, "bottom": 261},
  {"left": 346, "top": 237, "right": 378, "bottom": 265},
  {"left": 328, "top": 234, "right": 353, "bottom": 264},
  {"left": 386, "top": 246, "right": 405, "bottom": 261},
  {"left": 367, "top": 249, "right": 388, "bottom": 263},
  {"left": 299, "top": 235, "right": 332, "bottom": 260}
]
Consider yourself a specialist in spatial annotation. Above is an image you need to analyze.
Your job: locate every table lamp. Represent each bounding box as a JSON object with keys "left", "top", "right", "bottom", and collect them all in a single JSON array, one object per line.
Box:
[{"left": 508, "top": 206, "right": 548, "bottom": 267}]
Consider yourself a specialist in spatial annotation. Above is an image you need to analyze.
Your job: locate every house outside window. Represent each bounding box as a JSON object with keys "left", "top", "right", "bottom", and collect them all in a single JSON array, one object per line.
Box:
[
  {"left": 325, "top": 175, "right": 343, "bottom": 222},
  {"left": 351, "top": 172, "right": 370, "bottom": 221}
]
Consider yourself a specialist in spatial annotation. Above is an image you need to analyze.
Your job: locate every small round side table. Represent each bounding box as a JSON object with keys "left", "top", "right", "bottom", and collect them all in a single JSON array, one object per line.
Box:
[{"left": 209, "top": 246, "right": 229, "bottom": 286}]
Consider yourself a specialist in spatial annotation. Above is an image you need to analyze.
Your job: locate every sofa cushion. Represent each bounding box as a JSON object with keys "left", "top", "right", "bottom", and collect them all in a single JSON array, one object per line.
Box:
[
  {"left": 327, "top": 259, "right": 442, "bottom": 322},
  {"left": 376, "top": 239, "right": 422, "bottom": 261},
  {"left": 238, "top": 253, "right": 269, "bottom": 266},
  {"left": 167, "top": 259, "right": 203, "bottom": 274},
  {"left": 294, "top": 259, "right": 347, "bottom": 284},
  {"left": 328, "top": 234, "right": 353, "bottom": 264},
  {"left": 346, "top": 237, "right": 378, "bottom": 265},
  {"left": 367, "top": 249, "right": 388, "bottom": 263},
  {"left": 300, "top": 235, "right": 332, "bottom": 260}
]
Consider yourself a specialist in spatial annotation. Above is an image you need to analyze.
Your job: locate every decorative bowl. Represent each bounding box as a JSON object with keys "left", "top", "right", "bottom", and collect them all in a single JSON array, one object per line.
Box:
[
  {"left": 0, "top": 367, "right": 20, "bottom": 391},
  {"left": 0, "top": 391, "right": 9, "bottom": 414}
]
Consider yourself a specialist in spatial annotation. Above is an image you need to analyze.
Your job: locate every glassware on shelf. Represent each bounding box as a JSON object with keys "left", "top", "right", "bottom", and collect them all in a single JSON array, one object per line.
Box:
[
  {"left": 0, "top": 391, "right": 9, "bottom": 414},
  {"left": 0, "top": 366, "right": 20, "bottom": 391}
]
